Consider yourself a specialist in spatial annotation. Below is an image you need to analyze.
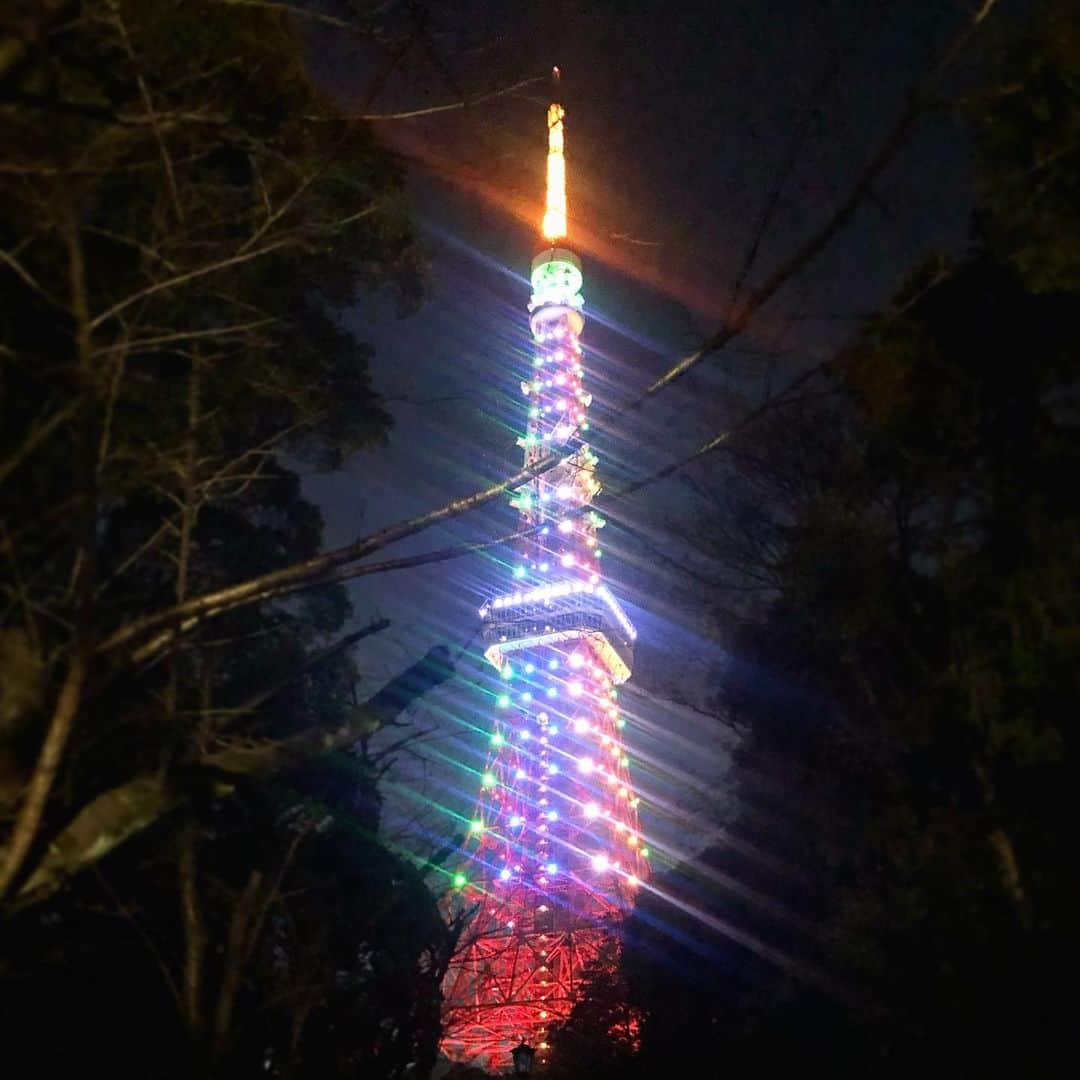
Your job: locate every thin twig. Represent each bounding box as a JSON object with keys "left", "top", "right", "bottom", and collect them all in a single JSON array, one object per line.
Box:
[
  {"left": 631, "top": 0, "right": 1002, "bottom": 408},
  {"left": 354, "top": 75, "right": 543, "bottom": 121}
]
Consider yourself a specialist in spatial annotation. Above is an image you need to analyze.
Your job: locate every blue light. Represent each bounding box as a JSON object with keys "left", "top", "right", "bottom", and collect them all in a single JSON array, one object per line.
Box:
[
  {"left": 500, "top": 867, "right": 512, "bottom": 881},
  {"left": 525, "top": 663, "right": 536, "bottom": 674},
  {"left": 548, "top": 658, "right": 559, "bottom": 670},
  {"left": 497, "top": 694, "right": 511, "bottom": 708},
  {"left": 513, "top": 564, "right": 526, "bottom": 579},
  {"left": 546, "top": 862, "right": 558, "bottom": 874},
  {"left": 546, "top": 686, "right": 557, "bottom": 698}
]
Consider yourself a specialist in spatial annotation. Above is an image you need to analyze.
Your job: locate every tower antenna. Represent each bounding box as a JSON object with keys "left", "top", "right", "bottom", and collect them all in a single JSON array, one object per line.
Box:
[{"left": 542, "top": 68, "right": 567, "bottom": 242}]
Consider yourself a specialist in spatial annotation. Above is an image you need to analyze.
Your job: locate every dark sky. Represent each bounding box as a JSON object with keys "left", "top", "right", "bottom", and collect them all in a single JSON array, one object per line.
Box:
[{"left": 300, "top": 0, "right": 979, "bottom": 864}]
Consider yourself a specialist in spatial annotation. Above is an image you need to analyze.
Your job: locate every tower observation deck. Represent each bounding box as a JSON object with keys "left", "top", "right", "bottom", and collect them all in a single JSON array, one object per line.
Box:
[{"left": 440, "top": 73, "right": 647, "bottom": 1070}]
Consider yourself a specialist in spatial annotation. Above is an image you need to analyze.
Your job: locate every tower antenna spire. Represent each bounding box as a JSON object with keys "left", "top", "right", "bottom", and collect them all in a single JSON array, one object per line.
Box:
[{"left": 542, "top": 68, "right": 567, "bottom": 242}]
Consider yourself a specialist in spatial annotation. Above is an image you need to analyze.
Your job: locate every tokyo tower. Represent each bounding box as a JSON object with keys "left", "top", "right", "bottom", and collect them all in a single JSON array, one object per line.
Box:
[{"left": 441, "top": 71, "right": 648, "bottom": 1070}]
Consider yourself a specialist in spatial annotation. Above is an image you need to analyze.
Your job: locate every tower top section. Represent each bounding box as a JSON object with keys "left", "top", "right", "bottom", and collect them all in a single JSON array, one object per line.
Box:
[{"left": 541, "top": 67, "right": 567, "bottom": 243}]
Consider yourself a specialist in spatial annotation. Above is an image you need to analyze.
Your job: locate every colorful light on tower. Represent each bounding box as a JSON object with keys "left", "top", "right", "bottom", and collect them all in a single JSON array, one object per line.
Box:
[{"left": 441, "top": 72, "right": 647, "bottom": 1070}]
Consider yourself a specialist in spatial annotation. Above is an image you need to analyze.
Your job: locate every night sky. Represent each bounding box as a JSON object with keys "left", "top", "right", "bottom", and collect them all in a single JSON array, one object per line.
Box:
[{"left": 301, "top": 0, "right": 978, "bottom": 865}]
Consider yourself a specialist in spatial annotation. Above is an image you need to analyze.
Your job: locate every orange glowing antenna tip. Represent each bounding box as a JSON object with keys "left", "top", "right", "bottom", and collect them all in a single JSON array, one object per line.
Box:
[{"left": 542, "top": 68, "right": 567, "bottom": 242}]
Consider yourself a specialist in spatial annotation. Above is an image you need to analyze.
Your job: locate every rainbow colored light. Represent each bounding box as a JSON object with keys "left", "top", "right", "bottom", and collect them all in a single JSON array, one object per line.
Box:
[{"left": 441, "top": 75, "right": 646, "bottom": 1072}]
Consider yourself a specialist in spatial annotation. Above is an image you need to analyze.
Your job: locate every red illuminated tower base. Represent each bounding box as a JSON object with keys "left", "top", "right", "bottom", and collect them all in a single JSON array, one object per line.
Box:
[{"left": 441, "top": 82, "right": 648, "bottom": 1070}]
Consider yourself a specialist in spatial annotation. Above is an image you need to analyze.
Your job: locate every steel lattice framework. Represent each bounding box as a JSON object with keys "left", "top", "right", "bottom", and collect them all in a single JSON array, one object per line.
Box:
[{"left": 441, "top": 76, "right": 648, "bottom": 1071}]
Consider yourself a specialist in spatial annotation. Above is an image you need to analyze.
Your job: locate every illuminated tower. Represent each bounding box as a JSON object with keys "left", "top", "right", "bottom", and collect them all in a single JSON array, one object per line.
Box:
[{"left": 441, "top": 72, "right": 648, "bottom": 1070}]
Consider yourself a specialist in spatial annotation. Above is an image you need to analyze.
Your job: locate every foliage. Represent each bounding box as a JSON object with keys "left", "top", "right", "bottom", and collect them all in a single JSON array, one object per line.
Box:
[
  {"left": 545, "top": 936, "right": 639, "bottom": 1079},
  {"left": 973, "top": 0, "right": 1080, "bottom": 292},
  {"left": 1, "top": 781, "right": 457, "bottom": 1079},
  {"left": 554, "top": 5, "right": 1079, "bottom": 1074},
  {"left": 0, "top": 3, "right": 454, "bottom": 1076}
]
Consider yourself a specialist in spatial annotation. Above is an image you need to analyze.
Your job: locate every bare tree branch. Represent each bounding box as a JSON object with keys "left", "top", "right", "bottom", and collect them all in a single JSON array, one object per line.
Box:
[
  {"left": 6, "top": 643, "right": 453, "bottom": 910},
  {"left": 93, "top": 318, "right": 277, "bottom": 356},
  {"left": 97, "top": 450, "right": 566, "bottom": 661},
  {"left": 108, "top": 0, "right": 185, "bottom": 223},
  {"left": 0, "top": 246, "right": 63, "bottom": 308},
  {"left": 215, "top": 0, "right": 375, "bottom": 35},
  {"left": 631, "top": 0, "right": 1002, "bottom": 407},
  {"left": 0, "top": 401, "right": 80, "bottom": 489},
  {"left": 88, "top": 241, "right": 293, "bottom": 331},
  {"left": 197, "top": 618, "right": 391, "bottom": 724},
  {"left": 355, "top": 75, "right": 544, "bottom": 121}
]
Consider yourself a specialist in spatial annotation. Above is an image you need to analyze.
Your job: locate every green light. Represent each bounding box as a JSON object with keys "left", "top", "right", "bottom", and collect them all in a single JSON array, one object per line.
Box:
[
  {"left": 497, "top": 694, "right": 511, "bottom": 708},
  {"left": 621, "top": 755, "right": 629, "bottom": 766},
  {"left": 469, "top": 819, "right": 484, "bottom": 834},
  {"left": 482, "top": 772, "right": 496, "bottom": 788},
  {"left": 453, "top": 873, "right": 467, "bottom": 889},
  {"left": 491, "top": 731, "right": 505, "bottom": 747},
  {"left": 501, "top": 664, "right": 514, "bottom": 680},
  {"left": 530, "top": 256, "right": 584, "bottom": 299},
  {"left": 529, "top": 406, "right": 540, "bottom": 418},
  {"left": 513, "top": 565, "right": 526, "bottom": 578},
  {"left": 640, "top": 847, "right": 649, "bottom": 859},
  {"left": 616, "top": 717, "right": 626, "bottom": 728}
]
